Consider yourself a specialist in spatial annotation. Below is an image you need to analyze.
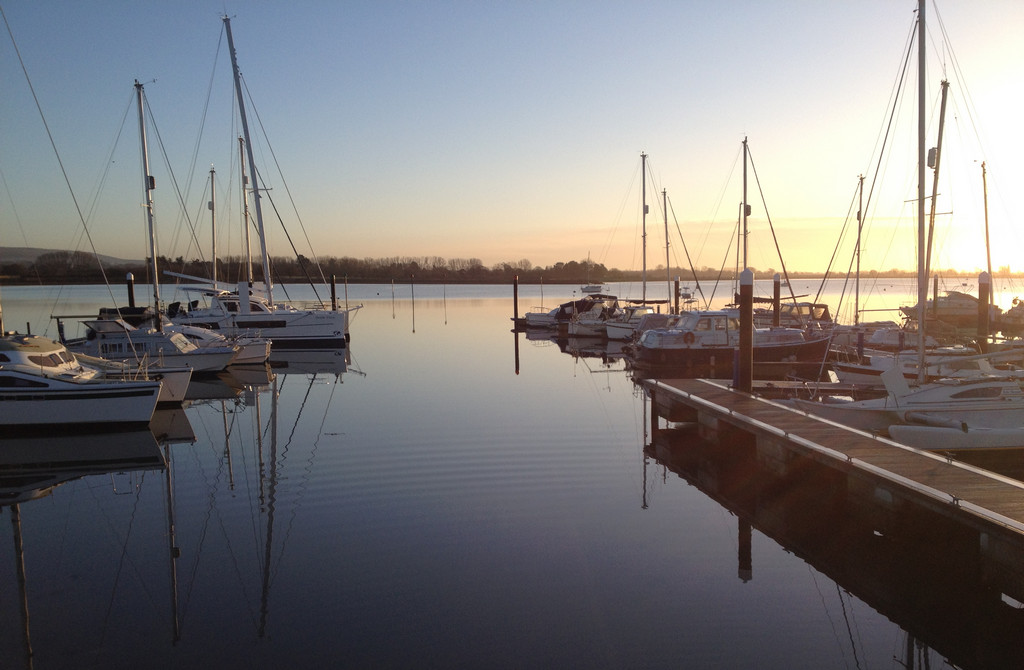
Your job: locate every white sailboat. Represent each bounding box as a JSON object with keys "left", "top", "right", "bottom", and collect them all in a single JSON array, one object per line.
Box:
[
  {"left": 787, "top": 0, "right": 1024, "bottom": 450},
  {"left": 167, "top": 16, "right": 359, "bottom": 351},
  {"left": 62, "top": 82, "right": 238, "bottom": 373}
]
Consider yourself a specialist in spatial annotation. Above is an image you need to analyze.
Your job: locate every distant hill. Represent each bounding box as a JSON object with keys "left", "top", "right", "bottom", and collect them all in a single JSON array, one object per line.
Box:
[{"left": 0, "top": 246, "right": 139, "bottom": 266}]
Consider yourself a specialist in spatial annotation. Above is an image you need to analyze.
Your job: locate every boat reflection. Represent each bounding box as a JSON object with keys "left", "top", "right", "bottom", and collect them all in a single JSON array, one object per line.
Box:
[
  {"left": 0, "top": 429, "right": 166, "bottom": 668},
  {"left": 268, "top": 348, "right": 352, "bottom": 376},
  {"left": 0, "top": 429, "right": 165, "bottom": 505},
  {"left": 644, "top": 424, "right": 1024, "bottom": 668}
]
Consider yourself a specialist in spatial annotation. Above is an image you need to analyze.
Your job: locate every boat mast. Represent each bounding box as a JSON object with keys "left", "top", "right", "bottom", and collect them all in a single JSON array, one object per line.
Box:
[
  {"left": 135, "top": 80, "right": 162, "bottom": 332},
  {"left": 916, "top": 0, "right": 927, "bottom": 383},
  {"left": 982, "top": 161, "right": 992, "bottom": 296},
  {"left": 641, "top": 152, "right": 648, "bottom": 303},
  {"left": 856, "top": 174, "right": 864, "bottom": 325},
  {"left": 209, "top": 166, "right": 217, "bottom": 285},
  {"left": 742, "top": 136, "right": 749, "bottom": 270},
  {"left": 663, "top": 188, "right": 671, "bottom": 311},
  {"left": 223, "top": 16, "right": 273, "bottom": 305},
  {"left": 924, "top": 79, "right": 949, "bottom": 281},
  {"left": 239, "top": 136, "right": 254, "bottom": 285}
]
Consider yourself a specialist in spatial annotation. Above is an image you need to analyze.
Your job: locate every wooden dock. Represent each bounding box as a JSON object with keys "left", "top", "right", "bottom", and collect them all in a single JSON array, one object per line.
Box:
[{"left": 643, "top": 377, "right": 1024, "bottom": 598}]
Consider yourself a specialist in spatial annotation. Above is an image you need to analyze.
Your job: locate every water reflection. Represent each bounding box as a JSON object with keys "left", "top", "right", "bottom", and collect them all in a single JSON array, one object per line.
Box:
[
  {"left": 644, "top": 423, "right": 1024, "bottom": 668},
  {"left": 0, "top": 430, "right": 166, "bottom": 669}
]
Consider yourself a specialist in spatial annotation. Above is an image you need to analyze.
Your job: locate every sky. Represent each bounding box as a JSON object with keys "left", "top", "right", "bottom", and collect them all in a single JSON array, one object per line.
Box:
[{"left": 1, "top": 0, "right": 1023, "bottom": 275}]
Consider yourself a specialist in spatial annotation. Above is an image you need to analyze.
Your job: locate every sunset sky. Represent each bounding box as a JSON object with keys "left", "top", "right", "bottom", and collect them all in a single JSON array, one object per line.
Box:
[{"left": 1, "top": 1, "right": 1022, "bottom": 275}]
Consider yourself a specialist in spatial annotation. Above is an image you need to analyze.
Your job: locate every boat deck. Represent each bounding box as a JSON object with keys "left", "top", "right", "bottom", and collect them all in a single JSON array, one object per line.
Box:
[{"left": 643, "top": 377, "right": 1024, "bottom": 535}]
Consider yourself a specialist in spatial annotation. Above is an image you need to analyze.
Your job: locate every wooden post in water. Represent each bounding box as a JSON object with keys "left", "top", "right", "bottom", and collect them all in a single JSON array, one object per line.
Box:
[
  {"left": 126, "top": 272, "right": 136, "bottom": 308},
  {"left": 673, "top": 277, "right": 680, "bottom": 315},
  {"left": 331, "top": 274, "right": 338, "bottom": 311},
  {"left": 738, "top": 519, "right": 752, "bottom": 582},
  {"left": 978, "top": 272, "right": 990, "bottom": 354},
  {"left": 738, "top": 269, "right": 753, "bottom": 393},
  {"left": 513, "top": 275, "right": 520, "bottom": 323},
  {"left": 772, "top": 273, "right": 781, "bottom": 328}
]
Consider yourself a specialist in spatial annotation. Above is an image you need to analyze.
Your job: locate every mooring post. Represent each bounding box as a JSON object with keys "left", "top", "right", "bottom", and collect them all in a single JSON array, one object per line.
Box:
[
  {"left": 738, "top": 268, "right": 753, "bottom": 393},
  {"left": 772, "top": 273, "right": 781, "bottom": 327},
  {"left": 331, "top": 274, "right": 338, "bottom": 311},
  {"left": 673, "top": 277, "right": 680, "bottom": 315},
  {"left": 513, "top": 275, "right": 520, "bottom": 323},
  {"left": 126, "top": 272, "right": 136, "bottom": 308},
  {"left": 978, "top": 271, "right": 990, "bottom": 354}
]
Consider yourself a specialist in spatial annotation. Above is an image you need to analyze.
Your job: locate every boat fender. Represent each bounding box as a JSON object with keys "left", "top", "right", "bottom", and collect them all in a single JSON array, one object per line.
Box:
[{"left": 683, "top": 331, "right": 695, "bottom": 345}]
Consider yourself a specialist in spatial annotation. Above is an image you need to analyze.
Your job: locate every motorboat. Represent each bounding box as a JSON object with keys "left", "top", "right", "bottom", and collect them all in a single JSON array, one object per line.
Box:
[
  {"left": 0, "top": 332, "right": 161, "bottom": 430},
  {"left": 62, "top": 318, "right": 238, "bottom": 373},
  {"left": 787, "top": 367, "right": 1024, "bottom": 435},
  {"left": 627, "top": 309, "right": 832, "bottom": 376}
]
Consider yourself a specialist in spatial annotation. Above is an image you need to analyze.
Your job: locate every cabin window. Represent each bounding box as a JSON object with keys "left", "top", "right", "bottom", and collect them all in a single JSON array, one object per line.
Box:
[
  {"left": 696, "top": 319, "right": 711, "bottom": 332},
  {"left": 0, "top": 353, "right": 10, "bottom": 362},
  {"left": 224, "top": 301, "right": 239, "bottom": 313},
  {"left": 0, "top": 375, "right": 48, "bottom": 388},
  {"left": 28, "top": 354, "right": 64, "bottom": 368},
  {"left": 949, "top": 386, "right": 1003, "bottom": 399}
]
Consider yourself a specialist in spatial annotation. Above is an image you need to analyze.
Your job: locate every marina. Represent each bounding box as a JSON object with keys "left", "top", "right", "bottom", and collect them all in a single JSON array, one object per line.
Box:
[{"left": 2, "top": 282, "right": 1024, "bottom": 667}]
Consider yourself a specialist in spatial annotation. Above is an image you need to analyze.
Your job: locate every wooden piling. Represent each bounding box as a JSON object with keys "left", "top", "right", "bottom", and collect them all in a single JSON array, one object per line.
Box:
[{"left": 738, "top": 269, "right": 753, "bottom": 393}]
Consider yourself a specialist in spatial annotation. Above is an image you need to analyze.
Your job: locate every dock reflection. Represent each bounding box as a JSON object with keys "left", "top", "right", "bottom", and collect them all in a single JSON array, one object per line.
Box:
[{"left": 645, "top": 425, "right": 1024, "bottom": 668}]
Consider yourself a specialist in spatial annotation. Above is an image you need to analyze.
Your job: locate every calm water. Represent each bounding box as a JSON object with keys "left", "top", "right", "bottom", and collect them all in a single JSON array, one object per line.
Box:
[{"left": 1, "top": 280, "right": 1022, "bottom": 669}]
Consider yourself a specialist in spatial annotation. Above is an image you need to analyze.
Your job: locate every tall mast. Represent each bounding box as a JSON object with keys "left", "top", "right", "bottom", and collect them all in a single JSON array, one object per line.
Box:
[
  {"left": 856, "top": 175, "right": 864, "bottom": 325},
  {"left": 135, "top": 80, "right": 162, "bottom": 332},
  {"left": 223, "top": 16, "right": 273, "bottom": 305},
  {"left": 209, "top": 166, "right": 217, "bottom": 285},
  {"left": 742, "top": 136, "right": 749, "bottom": 270},
  {"left": 663, "top": 188, "right": 671, "bottom": 310},
  {"left": 641, "top": 152, "right": 648, "bottom": 303},
  {"left": 916, "top": 0, "right": 927, "bottom": 382},
  {"left": 982, "top": 161, "right": 992, "bottom": 291},
  {"left": 924, "top": 79, "right": 949, "bottom": 280},
  {"left": 239, "top": 136, "right": 254, "bottom": 284}
]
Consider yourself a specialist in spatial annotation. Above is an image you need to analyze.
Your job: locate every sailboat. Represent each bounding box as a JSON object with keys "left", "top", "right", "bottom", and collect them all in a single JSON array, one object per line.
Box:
[
  {"left": 62, "top": 82, "right": 239, "bottom": 373},
  {"left": 167, "top": 16, "right": 359, "bottom": 352},
  {"left": 786, "top": 0, "right": 1024, "bottom": 449},
  {"left": 627, "top": 140, "right": 831, "bottom": 377}
]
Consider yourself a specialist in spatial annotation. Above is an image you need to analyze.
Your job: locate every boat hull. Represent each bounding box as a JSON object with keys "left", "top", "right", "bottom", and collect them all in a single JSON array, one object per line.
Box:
[
  {"left": 630, "top": 336, "right": 831, "bottom": 380},
  {"left": 0, "top": 373, "right": 161, "bottom": 429}
]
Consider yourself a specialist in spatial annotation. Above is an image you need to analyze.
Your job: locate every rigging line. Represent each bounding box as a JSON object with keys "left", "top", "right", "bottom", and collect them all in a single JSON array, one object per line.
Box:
[
  {"left": 0, "top": 167, "right": 47, "bottom": 289},
  {"left": 240, "top": 76, "right": 330, "bottom": 293},
  {"left": 745, "top": 145, "right": 796, "bottom": 302},
  {"left": 707, "top": 216, "right": 738, "bottom": 309},
  {"left": 835, "top": 581, "right": 864, "bottom": 670},
  {"left": 0, "top": 6, "right": 120, "bottom": 311},
  {"left": 179, "top": 433, "right": 233, "bottom": 629},
  {"left": 667, "top": 195, "right": 708, "bottom": 307},
  {"left": 274, "top": 374, "right": 337, "bottom": 584},
  {"left": 265, "top": 375, "right": 317, "bottom": 587},
  {"left": 258, "top": 181, "right": 325, "bottom": 304},
  {"left": 830, "top": 180, "right": 866, "bottom": 324},
  {"left": 597, "top": 157, "right": 640, "bottom": 268},
  {"left": 98, "top": 470, "right": 154, "bottom": 646},
  {"left": 807, "top": 564, "right": 853, "bottom": 669},
  {"left": 141, "top": 88, "right": 207, "bottom": 270},
  {"left": 177, "top": 28, "right": 227, "bottom": 235},
  {"left": 697, "top": 143, "right": 742, "bottom": 266}
]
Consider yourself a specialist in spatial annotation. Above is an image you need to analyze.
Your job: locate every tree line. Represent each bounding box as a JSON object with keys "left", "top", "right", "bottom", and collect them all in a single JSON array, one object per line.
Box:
[{"left": 0, "top": 249, "right": 1015, "bottom": 286}]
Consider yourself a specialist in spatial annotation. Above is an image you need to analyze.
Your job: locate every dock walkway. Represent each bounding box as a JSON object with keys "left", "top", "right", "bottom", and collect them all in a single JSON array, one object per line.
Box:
[{"left": 644, "top": 378, "right": 1024, "bottom": 537}]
